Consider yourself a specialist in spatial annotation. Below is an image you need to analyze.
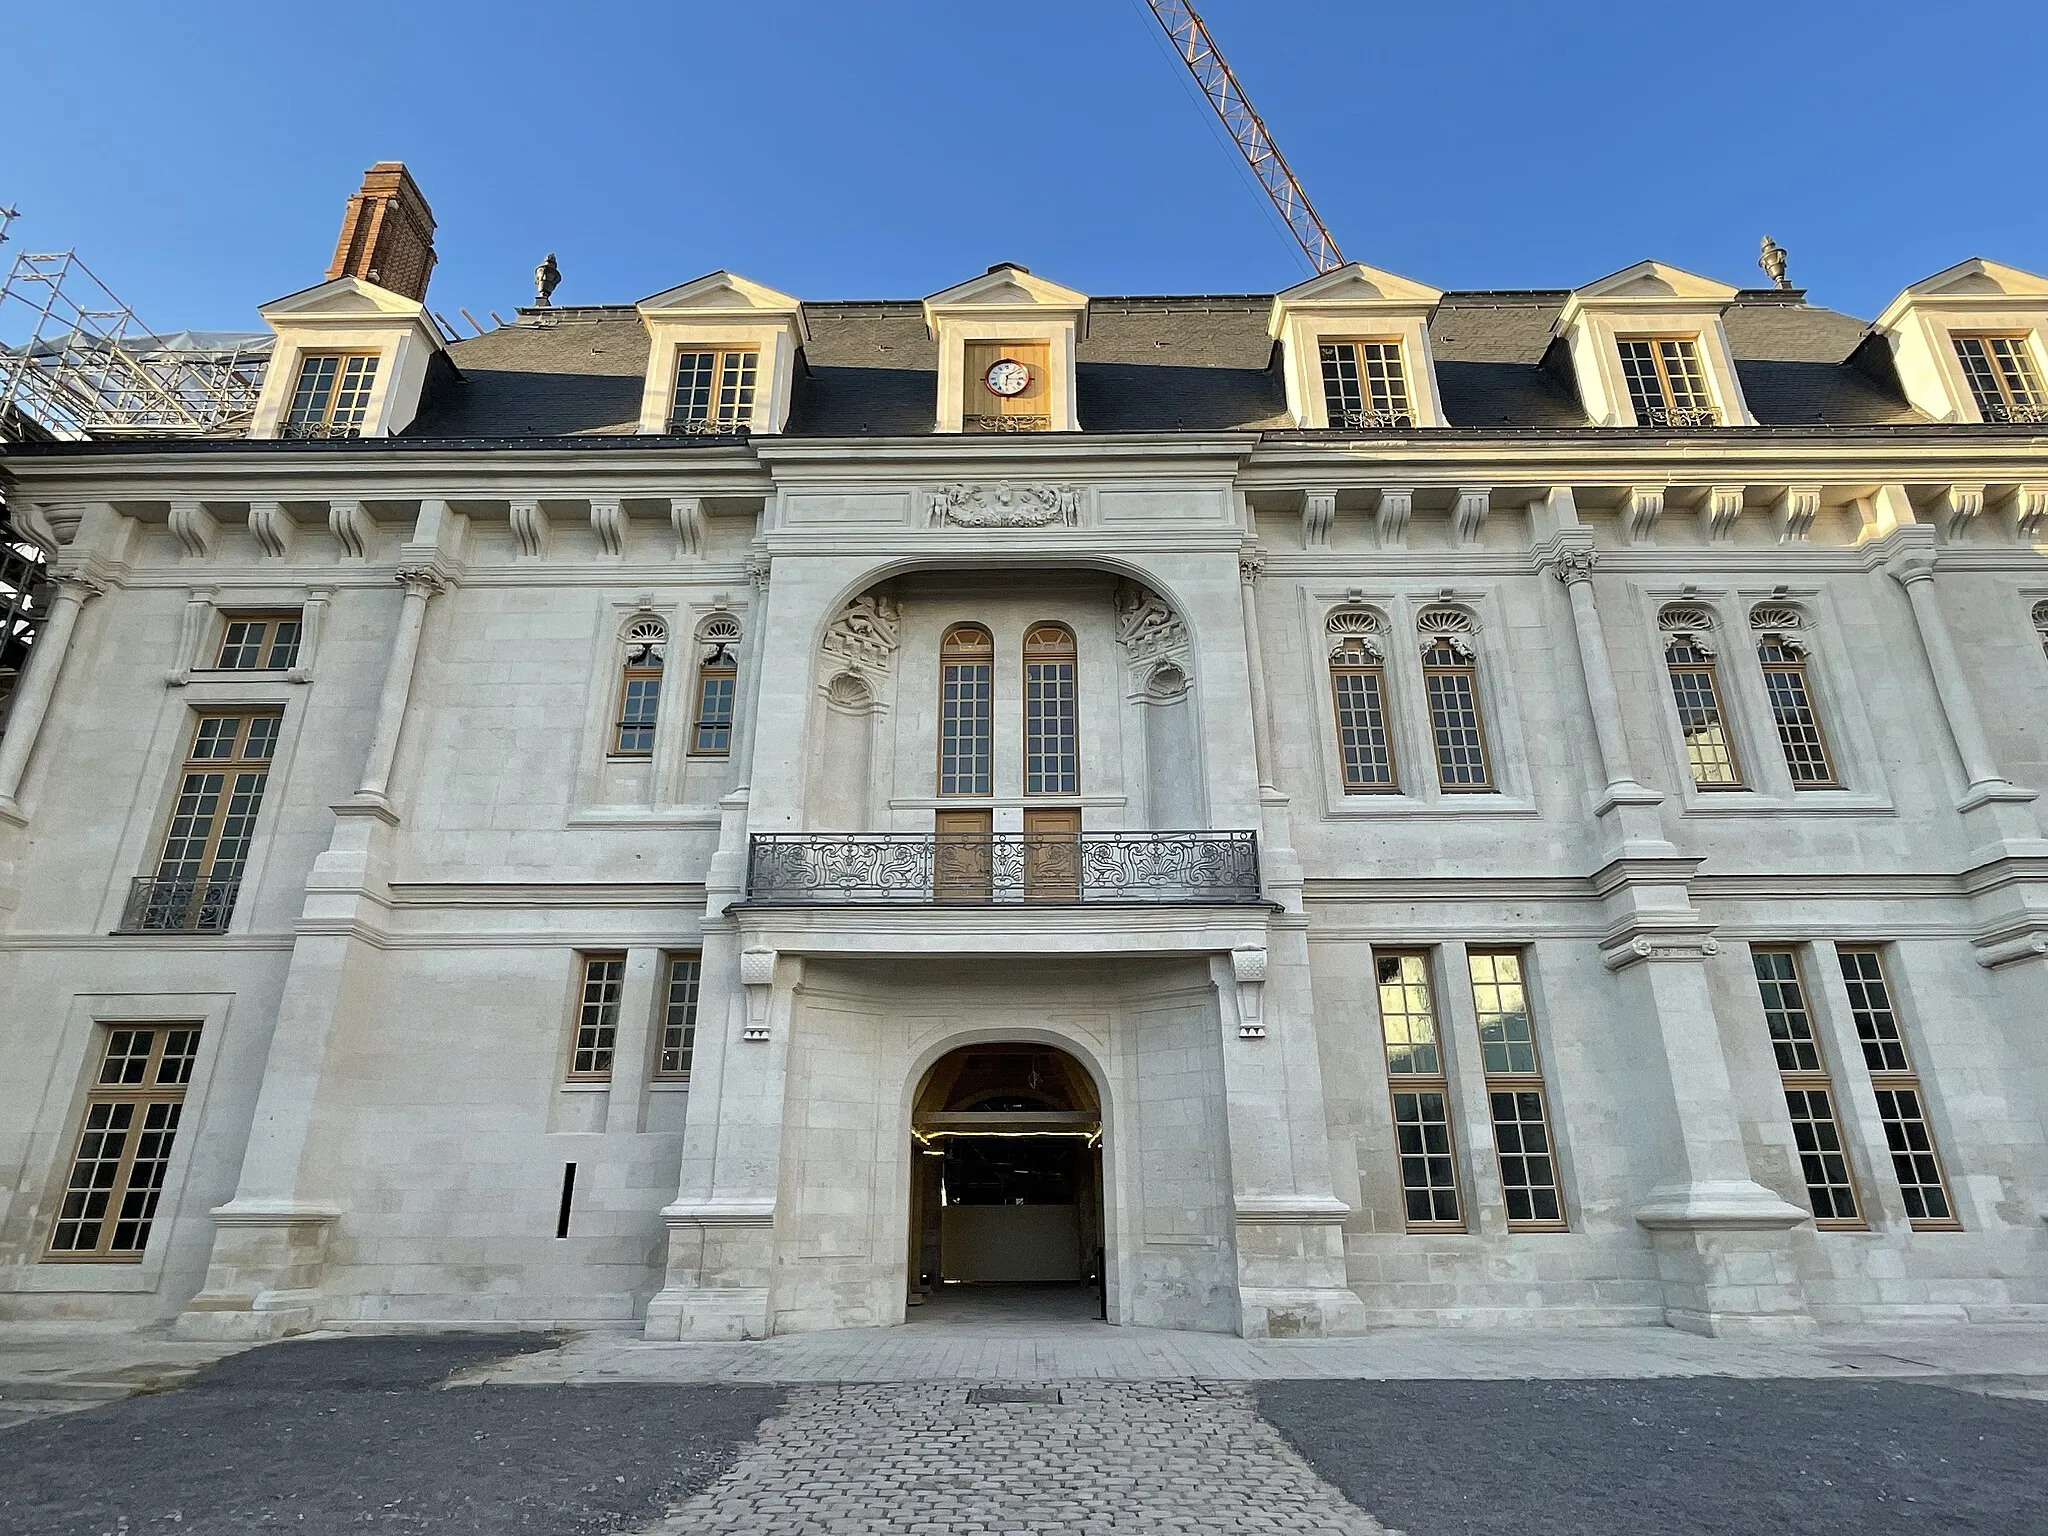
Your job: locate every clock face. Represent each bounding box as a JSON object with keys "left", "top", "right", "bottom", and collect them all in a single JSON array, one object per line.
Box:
[{"left": 984, "top": 358, "right": 1031, "bottom": 398}]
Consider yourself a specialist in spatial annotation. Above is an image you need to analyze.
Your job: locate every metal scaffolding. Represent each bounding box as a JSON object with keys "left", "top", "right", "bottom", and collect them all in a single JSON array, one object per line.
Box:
[
  {"left": 0, "top": 504, "right": 48, "bottom": 739},
  {"left": 0, "top": 229, "right": 270, "bottom": 441}
]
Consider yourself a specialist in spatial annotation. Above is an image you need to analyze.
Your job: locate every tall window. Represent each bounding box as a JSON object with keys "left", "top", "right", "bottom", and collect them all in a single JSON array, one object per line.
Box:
[
  {"left": 282, "top": 353, "right": 378, "bottom": 439},
  {"left": 2035, "top": 601, "right": 2048, "bottom": 660},
  {"left": 938, "top": 624, "right": 994, "bottom": 796},
  {"left": 690, "top": 617, "right": 740, "bottom": 757},
  {"left": 46, "top": 1025, "right": 201, "bottom": 1260},
  {"left": 1319, "top": 341, "right": 1413, "bottom": 428},
  {"left": 612, "top": 618, "right": 666, "bottom": 758},
  {"left": 1374, "top": 951, "right": 1463, "bottom": 1230},
  {"left": 1467, "top": 950, "right": 1567, "bottom": 1229},
  {"left": 1952, "top": 335, "right": 2047, "bottom": 424},
  {"left": 669, "top": 348, "right": 758, "bottom": 433},
  {"left": 1659, "top": 608, "right": 1742, "bottom": 789},
  {"left": 1616, "top": 337, "right": 1717, "bottom": 426},
  {"left": 214, "top": 612, "right": 301, "bottom": 672},
  {"left": 126, "top": 712, "right": 281, "bottom": 933},
  {"left": 1023, "top": 623, "right": 1078, "bottom": 795},
  {"left": 1752, "top": 948, "right": 1862, "bottom": 1227},
  {"left": 1751, "top": 608, "right": 1837, "bottom": 788},
  {"left": 569, "top": 953, "right": 625, "bottom": 1080},
  {"left": 655, "top": 953, "right": 700, "bottom": 1081},
  {"left": 1327, "top": 611, "right": 1396, "bottom": 792},
  {"left": 1838, "top": 948, "right": 1957, "bottom": 1228},
  {"left": 1417, "top": 611, "right": 1492, "bottom": 792}
]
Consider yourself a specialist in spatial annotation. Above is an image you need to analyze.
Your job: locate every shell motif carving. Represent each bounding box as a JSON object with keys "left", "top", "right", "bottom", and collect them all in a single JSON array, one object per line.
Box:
[
  {"left": 1414, "top": 605, "right": 1478, "bottom": 660},
  {"left": 1325, "top": 607, "right": 1388, "bottom": 661}
]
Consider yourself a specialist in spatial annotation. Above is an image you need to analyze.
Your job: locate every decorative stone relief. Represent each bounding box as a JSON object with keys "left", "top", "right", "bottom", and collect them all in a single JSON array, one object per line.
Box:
[
  {"left": 1773, "top": 486, "right": 1820, "bottom": 543},
  {"left": 328, "top": 499, "right": 370, "bottom": 559},
  {"left": 1699, "top": 485, "right": 1744, "bottom": 543},
  {"left": 1301, "top": 493, "right": 1335, "bottom": 549},
  {"left": 1452, "top": 487, "right": 1490, "bottom": 547},
  {"left": 927, "top": 482, "right": 1081, "bottom": 529},
  {"left": 168, "top": 499, "right": 218, "bottom": 560},
  {"left": 1143, "top": 660, "right": 1189, "bottom": 701},
  {"left": 509, "top": 499, "right": 549, "bottom": 558},
  {"left": 1749, "top": 603, "right": 1810, "bottom": 655},
  {"left": 1542, "top": 544, "right": 1599, "bottom": 586},
  {"left": 1238, "top": 550, "right": 1266, "bottom": 584},
  {"left": 1325, "top": 607, "right": 1388, "bottom": 661},
  {"left": 1658, "top": 604, "right": 1720, "bottom": 653},
  {"left": 1601, "top": 933, "right": 1721, "bottom": 972},
  {"left": 1114, "top": 582, "right": 1188, "bottom": 665},
  {"left": 740, "top": 947, "right": 776, "bottom": 1041},
  {"left": 1623, "top": 486, "right": 1665, "bottom": 546},
  {"left": 1414, "top": 604, "right": 1479, "bottom": 660},
  {"left": 248, "top": 501, "right": 296, "bottom": 559},
  {"left": 1374, "top": 488, "right": 1413, "bottom": 550},
  {"left": 1230, "top": 946, "right": 1269, "bottom": 1038},
  {"left": 821, "top": 592, "right": 901, "bottom": 679}
]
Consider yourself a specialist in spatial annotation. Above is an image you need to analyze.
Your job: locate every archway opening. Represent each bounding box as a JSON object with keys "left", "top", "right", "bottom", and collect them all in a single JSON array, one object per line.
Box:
[{"left": 907, "top": 1042, "right": 1105, "bottom": 1323}]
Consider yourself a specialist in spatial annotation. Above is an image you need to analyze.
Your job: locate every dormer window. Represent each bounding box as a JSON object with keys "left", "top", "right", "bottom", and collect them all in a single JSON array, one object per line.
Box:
[
  {"left": 1952, "top": 335, "right": 2047, "bottom": 423},
  {"left": 964, "top": 341, "right": 1050, "bottom": 433},
  {"left": 1319, "top": 342, "right": 1413, "bottom": 429},
  {"left": 1616, "top": 338, "right": 1717, "bottom": 427},
  {"left": 282, "top": 353, "right": 378, "bottom": 439},
  {"left": 668, "top": 347, "right": 758, "bottom": 434}
]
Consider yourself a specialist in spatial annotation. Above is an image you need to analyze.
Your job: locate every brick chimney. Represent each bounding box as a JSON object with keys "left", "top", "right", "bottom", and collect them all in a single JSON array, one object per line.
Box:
[{"left": 326, "top": 162, "right": 437, "bottom": 301}]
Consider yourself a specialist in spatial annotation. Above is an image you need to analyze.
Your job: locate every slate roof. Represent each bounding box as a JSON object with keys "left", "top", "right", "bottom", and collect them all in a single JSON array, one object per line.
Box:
[{"left": 400, "top": 289, "right": 1921, "bottom": 439}]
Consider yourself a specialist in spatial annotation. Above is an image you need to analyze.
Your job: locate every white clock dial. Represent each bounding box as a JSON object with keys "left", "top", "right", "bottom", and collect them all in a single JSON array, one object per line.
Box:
[{"left": 984, "top": 359, "right": 1031, "bottom": 398}]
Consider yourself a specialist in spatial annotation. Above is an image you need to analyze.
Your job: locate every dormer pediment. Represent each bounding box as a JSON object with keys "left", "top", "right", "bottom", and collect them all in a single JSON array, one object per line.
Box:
[
  {"left": 249, "top": 276, "right": 445, "bottom": 439},
  {"left": 634, "top": 270, "right": 805, "bottom": 434},
  {"left": 924, "top": 265, "right": 1087, "bottom": 433},
  {"left": 1554, "top": 260, "right": 1754, "bottom": 427},
  {"left": 1873, "top": 258, "right": 2048, "bottom": 422},
  {"left": 1267, "top": 262, "right": 1447, "bottom": 429}
]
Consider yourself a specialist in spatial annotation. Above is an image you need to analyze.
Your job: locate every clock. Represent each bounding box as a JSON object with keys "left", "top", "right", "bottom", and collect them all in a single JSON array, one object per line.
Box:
[{"left": 984, "top": 358, "right": 1031, "bottom": 398}]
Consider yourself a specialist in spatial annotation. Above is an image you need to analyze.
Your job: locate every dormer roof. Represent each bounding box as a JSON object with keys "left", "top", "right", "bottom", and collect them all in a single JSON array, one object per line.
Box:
[
  {"left": 922, "top": 264, "right": 1089, "bottom": 337},
  {"left": 1265, "top": 262, "right": 1443, "bottom": 335},
  {"left": 257, "top": 274, "right": 447, "bottom": 342},
  {"left": 636, "top": 270, "right": 808, "bottom": 340},
  {"left": 1873, "top": 257, "right": 2048, "bottom": 330},
  {"left": 1556, "top": 261, "right": 1740, "bottom": 329}
]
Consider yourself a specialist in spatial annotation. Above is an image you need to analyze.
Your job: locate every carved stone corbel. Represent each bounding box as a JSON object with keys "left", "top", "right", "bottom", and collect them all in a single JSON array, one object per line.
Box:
[
  {"left": 740, "top": 947, "right": 776, "bottom": 1041},
  {"left": 589, "top": 498, "right": 625, "bottom": 557},
  {"left": 1941, "top": 484, "right": 1986, "bottom": 542},
  {"left": 1374, "top": 488, "right": 1413, "bottom": 550},
  {"left": 1301, "top": 493, "right": 1335, "bottom": 550},
  {"left": 167, "top": 587, "right": 217, "bottom": 686},
  {"left": 509, "top": 499, "right": 549, "bottom": 559},
  {"left": 248, "top": 500, "right": 297, "bottom": 559},
  {"left": 1622, "top": 486, "right": 1665, "bottom": 546},
  {"left": 1452, "top": 487, "right": 1490, "bottom": 547},
  {"left": 670, "top": 496, "right": 704, "bottom": 559},
  {"left": 328, "top": 499, "right": 371, "bottom": 559},
  {"left": 13, "top": 500, "right": 59, "bottom": 556},
  {"left": 1772, "top": 486, "right": 1821, "bottom": 544},
  {"left": 2002, "top": 484, "right": 2047, "bottom": 542},
  {"left": 1230, "top": 946, "right": 1269, "bottom": 1039},
  {"left": 1698, "top": 486, "right": 1743, "bottom": 543},
  {"left": 290, "top": 587, "right": 333, "bottom": 684},
  {"left": 168, "top": 498, "right": 218, "bottom": 560}
]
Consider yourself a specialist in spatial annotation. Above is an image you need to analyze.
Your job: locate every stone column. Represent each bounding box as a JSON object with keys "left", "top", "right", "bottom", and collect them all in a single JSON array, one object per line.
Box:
[
  {"left": 348, "top": 566, "right": 446, "bottom": 816},
  {"left": 1539, "top": 540, "right": 1660, "bottom": 810},
  {"left": 1236, "top": 551, "right": 1278, "bottom": 791},
  {"left": 1890, "top": 547, "right": 2032, "bottom": 808},
  {"left": 0, "top": 571, "right": 105, "bottom": 826},
  {"left": 1233, "top": 552, "right": 1304, "bottom": 911}
]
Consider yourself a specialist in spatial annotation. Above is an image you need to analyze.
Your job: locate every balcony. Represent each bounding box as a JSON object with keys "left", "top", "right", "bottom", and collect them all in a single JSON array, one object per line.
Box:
[
  {"left": 746, "top": 831, "right": 1262, "bottom": 906},
  {"left": 1330, "top": 407, "right": 1414, "bottom": 429},
  {"left": 964, "top": 414, "right": 1050, "bottom": 433},
  {"left": 1981, "top": 400, "right": 2048, "bottom": 425},
  {"left": 116, "top": 877, "right": 240, "bottom": 934},
  {"left": 1636, "top": 403, "right": 1720, "bottom": 427}
]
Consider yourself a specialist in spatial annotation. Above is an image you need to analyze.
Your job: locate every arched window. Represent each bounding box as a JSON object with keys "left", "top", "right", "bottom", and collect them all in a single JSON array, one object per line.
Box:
[
  {"left": 1751, "top": 606, "right": 1837, "bottom": 788},
  {"left": 1327, "top": 609, "right": 1396, "bottom": 792},
  {"left": 1023, "top": 623, "right": 1078, "bottom": 795},
  {"left": 938, "top": 624, "right": 994, "bottom": 796},
  {"left": 1659, "top": 607, "right": 1741, "bottom": 789},
  {"left": 2033, "top": 600, "right": 2048, "bottom": 659},
  {"left": 1416, "top": 609, "right": 1492, "bottom": 792},
  {"left": 611, "top": 617, "right": 666, "bottom": 757},
  {"left": 689, "top": 615, "right": 741, "bottom": 757}
]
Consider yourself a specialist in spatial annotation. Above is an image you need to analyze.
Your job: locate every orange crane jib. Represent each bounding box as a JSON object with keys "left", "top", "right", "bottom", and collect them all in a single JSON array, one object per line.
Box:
[{"left": 1144, "top": 0, "right": 1346, "bottom": 274}]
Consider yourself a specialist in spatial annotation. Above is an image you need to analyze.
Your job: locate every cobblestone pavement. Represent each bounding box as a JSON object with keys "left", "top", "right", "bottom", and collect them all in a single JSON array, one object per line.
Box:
[{"left": 633, "top": 1380, "right": 1388, "bottom": 1536}]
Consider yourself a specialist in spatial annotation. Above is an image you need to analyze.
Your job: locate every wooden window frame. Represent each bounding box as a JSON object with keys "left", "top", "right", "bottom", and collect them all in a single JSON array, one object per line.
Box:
[
  {"left": 937, "top": 624, "right": 995, "bottom": 797},
  {"left": 654, "top": 952, "right": 701, "bottom": 1081},
  {"left": 610, "top": 619, "right": 668, "bottom": 759},
  {"left": 1836, "top": 946, "right": 1959, "bottom": 1230},
  {"left": 138, "top": 710, "right": 283, "bottom": 933},
  {"left": 1373, "top": 949, "right": 1465, "bottom": 1232},
  {"left": 1317, "top": 339, "right": 1413, "bottom": 428},
  {"left": 2033, "top": 600, "right": 2048, "bottom": 660},
  {"left": 1661, "top": 623, "right": 1745, "bottom": 790},
  {"left": 1952, "top": 333, "right": 2047, "bottom": 422},
  {"left": 686, "top": 621, "right": 739, "bottom": 758},
  {"left": 210, "top": 611, "right": 303, "bottom": 673},
  {"left": 568, "top": 952, "right": 626, "bottom": 1082},
  {"left": 1419, "top": 635, "right": 1494, "bottom": 793},
  {"left": 668, "top": 347, "right": 759, "bottom": 432},
  {"left": 282, "top": 350, "right": 380, "bottom": 438},
  {"left": 1466, "top": 948, "right": 1568, "bottom": 1231},
  {"left": 1615, "top": 335, "right": 1718, "bottom": 426},
  {"left": 45, "top": 1024, "right": 202, "bottom": 1262},
  {"left": 1022, "top": 622, "right": 1079, "bottom": 797},
  {"left": 1752, "top": 946, "right": 1865, "bottom": 1229},
  {"left": 1329, "top": 637, "right": 1399, "bottom": 793},
  {"left": 1754, "top": 632, "right": 1838, "bottom": 788}
]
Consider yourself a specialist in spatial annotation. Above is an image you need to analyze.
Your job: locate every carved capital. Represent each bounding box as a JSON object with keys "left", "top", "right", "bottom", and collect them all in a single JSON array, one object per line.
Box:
[
  {"left": 53, "top": 570, "right": 108, "bottom": 604},
  {"left": 393, "top": 566, "right": 449, "bottom": 600},
  {"left": 1238, "top": 550, "right": 1266, "bottom": 583},
  {"left": 746, "top": 556, "right": 772, "bottom": 590},
  {"left": 1887, "top": 548, "right": 1939, "bottom": 587}
]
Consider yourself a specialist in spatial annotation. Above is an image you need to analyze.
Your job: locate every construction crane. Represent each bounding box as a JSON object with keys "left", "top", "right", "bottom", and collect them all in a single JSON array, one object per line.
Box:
[{"left": 1143, "top": 1, "right": 1345, "bottom": 274}]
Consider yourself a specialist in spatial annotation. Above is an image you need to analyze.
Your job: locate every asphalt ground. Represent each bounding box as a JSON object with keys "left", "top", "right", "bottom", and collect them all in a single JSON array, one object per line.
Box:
[
  {"left": 1260, "top": 1376, "right": 2048, "bottom": 1536},
  {"left": 0, "top": 1333, "right": 780, "bottom": 1535}
]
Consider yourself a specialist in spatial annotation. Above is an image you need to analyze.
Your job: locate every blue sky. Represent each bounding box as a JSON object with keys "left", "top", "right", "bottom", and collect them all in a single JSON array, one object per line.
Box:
[{"left": 5, "top": 0, "right": 2046, "bottom": 334}]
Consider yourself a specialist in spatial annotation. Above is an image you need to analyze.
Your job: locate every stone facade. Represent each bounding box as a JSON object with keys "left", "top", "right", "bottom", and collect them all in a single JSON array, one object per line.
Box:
[{"left": 2, "top": 197, "right": 2047, "bottom": 1339}]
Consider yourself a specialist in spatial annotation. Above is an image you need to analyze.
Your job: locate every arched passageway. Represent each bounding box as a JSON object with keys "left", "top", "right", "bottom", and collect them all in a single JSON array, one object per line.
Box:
[{"left": 907, "top": 1043, "right": 1106, "bottom": 1320}]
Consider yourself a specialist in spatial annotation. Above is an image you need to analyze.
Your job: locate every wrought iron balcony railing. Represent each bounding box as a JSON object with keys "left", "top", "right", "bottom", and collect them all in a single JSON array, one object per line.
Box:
[
  {"left": 964, "top": 414, "right": 1051, "bottom": 433},
  {"left": 746, "top": 831, "right": 1262, "bottom": 906},
  {"left": 668, "top": 414, "right": 751, "bottom": 436},
  {"left": 1330, "top": 406, "right": 1414, "bottom": 429},
  {"left": 277, "top": 419, "right": 364, "bottom": 440},
  {"left": 1636, "top": 403, "right": 1721, "bottom": 428},
  {"left": 117, "top": 877, "right": 240, "bottom": 934},
  {"left": 1981, "top": 400, "right": 2048, "bottom": 425}
]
